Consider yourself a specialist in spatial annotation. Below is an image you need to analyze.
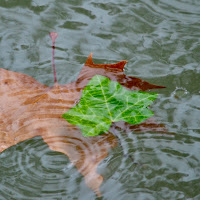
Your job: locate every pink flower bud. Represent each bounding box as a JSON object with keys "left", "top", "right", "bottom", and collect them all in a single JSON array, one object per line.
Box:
[{"left": 49, "top": 32, "right": 58, "bottom": 43}]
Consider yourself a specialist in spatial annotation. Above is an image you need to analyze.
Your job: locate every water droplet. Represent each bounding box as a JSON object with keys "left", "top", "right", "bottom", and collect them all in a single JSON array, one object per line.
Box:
[{"left": 172, "top": 87, "right": 189, "bottom": 100}]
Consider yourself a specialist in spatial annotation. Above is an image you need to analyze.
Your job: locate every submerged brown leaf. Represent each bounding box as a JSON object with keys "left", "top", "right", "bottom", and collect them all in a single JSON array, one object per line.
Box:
[{"left": 0, "top": 54, "right": 166, "bottom": 196}]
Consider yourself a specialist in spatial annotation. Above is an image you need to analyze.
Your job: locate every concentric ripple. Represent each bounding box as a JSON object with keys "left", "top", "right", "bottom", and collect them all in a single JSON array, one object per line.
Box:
[{"left": 0, "top": 137, "right": 87, "bottom": 200}]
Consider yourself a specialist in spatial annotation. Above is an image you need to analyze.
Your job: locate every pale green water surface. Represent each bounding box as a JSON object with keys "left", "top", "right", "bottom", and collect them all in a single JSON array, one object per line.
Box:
[{"left": 0, "top": 0, "right": 200, "bottom": 199}]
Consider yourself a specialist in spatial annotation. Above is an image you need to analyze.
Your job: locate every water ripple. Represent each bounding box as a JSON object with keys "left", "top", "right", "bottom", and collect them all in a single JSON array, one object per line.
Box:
[{"left": 0, "top": 137, "right": 86, "bottom": 199}]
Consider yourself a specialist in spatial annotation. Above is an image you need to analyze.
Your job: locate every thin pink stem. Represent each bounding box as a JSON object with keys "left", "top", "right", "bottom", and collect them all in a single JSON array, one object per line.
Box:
[
  {"left": 52, "top": 41, "right": 57, "bottom": 83},
  {"left": 49, "top": 32, "right": 58, "bottom": 84}
]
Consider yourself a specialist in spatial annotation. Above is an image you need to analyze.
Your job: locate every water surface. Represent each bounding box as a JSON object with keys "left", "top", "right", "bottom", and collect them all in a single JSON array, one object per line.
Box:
[{"left": 0, "top": 0, "right": 200, "bottom": 199}]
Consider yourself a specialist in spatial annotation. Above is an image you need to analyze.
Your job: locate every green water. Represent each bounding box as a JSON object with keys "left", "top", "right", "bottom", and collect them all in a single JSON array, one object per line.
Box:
[{"left": 0, "top": 0, "right": 200, "bottom": 199}]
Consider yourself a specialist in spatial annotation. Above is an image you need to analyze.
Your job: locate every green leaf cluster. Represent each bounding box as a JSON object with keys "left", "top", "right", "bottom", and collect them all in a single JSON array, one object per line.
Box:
[{"left": 62, "top": 75, "right": 158, "bottom": 137}]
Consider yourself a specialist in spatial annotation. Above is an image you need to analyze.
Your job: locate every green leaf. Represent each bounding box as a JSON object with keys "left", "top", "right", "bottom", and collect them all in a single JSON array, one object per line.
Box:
[{"left": 62, "top": 75, "right": 158, "bottom": 137}]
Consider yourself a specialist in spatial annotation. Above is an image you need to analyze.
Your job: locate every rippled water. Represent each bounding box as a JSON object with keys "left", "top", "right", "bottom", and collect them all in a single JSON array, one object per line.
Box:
[{"left": 0, "top": 0, "right": 200, "bottom": 199}]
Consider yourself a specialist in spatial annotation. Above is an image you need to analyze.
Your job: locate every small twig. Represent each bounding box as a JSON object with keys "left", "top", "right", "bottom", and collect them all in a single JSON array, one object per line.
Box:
[{"left": 49, "top": 32, "right": 58, "bottom": 84}]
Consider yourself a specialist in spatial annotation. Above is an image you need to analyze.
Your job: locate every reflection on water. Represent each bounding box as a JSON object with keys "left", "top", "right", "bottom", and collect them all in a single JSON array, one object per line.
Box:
[{"left": 0, "top": 0, "right": 200, "bottom": 199}]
